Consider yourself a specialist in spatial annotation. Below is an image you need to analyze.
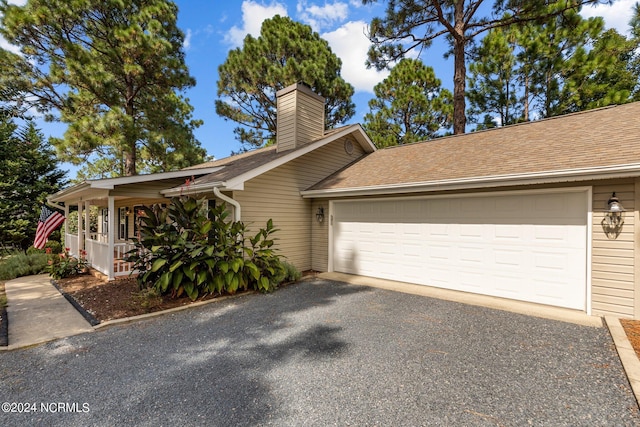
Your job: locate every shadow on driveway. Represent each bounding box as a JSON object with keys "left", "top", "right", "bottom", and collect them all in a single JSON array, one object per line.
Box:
[{"left": 1, "top": 279, "right": 639, "bottom": 426}]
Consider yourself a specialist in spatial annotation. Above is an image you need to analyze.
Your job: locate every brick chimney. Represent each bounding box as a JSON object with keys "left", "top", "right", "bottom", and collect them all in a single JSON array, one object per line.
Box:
[{"left": 276, "top": 83, "right": 325, "bottom": 152}]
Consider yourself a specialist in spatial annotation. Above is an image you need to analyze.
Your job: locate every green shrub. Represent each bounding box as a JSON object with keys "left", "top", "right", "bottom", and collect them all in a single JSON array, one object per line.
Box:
[
  {"left": 45, "top": 240, "right": 63, "bottom": 254},
  {"left": 132, "top": 287, "right": 163, "bottom": 311},
  {"left": 281, "top": 261, "right": 302, "bottom": 283},
  {"left": 26, "top": 246, "right": 44, "bottom": 255},
  {"left": 0, "top": 252, "right": 49, "bottom": 280},
  {"left": 127, "top": 196, "right": 285, "bottom": 301},
  {"left": 26, "top": 240, "right": 63, "bottom": 255},
  {"left": 48, "top": 248, "right": 88, "bottom": 279}
]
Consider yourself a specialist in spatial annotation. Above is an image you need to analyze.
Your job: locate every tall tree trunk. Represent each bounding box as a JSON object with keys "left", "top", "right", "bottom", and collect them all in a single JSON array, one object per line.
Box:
[
  {"left": 453, "top": 43, "right": 466, "bottom": 134},
  {"left": 124, "top": 88, "right": 137, "bottom": 176},
  {"left": 524, "top": 75, "right": 529, "bottom": 121},
  {"left": 452, "top": 6, "right": 466, "bottom": 135},
  {"left": 124, "top": 141, "right": 136, "bottom": 176}
]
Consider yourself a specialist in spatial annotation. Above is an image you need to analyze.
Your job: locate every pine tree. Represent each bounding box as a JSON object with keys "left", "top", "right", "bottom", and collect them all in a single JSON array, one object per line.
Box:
[
  {"left": 363, "top": 59, "right": 452, "bottom": 147},
  {"left": 216, "top": 15, "right": 355, "bottom": 150},
  {"left": 363, "top": 0, "right": 602, "bottom": 134},
  {"left": 0, "top": 117, "right": 66, "bottom": 251},
  {"left": 0, "top": 0, "right": 205, "bottom": 177}
]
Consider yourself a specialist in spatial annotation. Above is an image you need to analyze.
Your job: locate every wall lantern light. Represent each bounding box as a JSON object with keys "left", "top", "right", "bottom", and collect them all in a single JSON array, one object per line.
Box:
[
  {"left": 605, "top": 192, "right": 625, "bottom": 228},
  {"left": 601, "top": 192, "right": 625, "bottom": 240},
  {"left": 315, "top": 207, "right": 325, "bottom": 223}
]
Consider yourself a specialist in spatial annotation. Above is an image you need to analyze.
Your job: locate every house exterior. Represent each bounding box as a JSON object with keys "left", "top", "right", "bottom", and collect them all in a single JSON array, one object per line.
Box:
[
  {"left": 49, "top": 83, "right": 640, "bottom": 320},
  {"left": 48, "top": 83, "right": 375, "bottom": 280}
]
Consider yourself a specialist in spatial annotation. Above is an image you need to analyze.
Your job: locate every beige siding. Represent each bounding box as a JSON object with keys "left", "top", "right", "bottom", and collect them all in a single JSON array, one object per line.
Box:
[
  {"left": 311, "top": 199, "right": 329, "bottom": 271},
  {"left": 236, "top": 138, "right": 365, "bottom": 271},
  {"left": 276, "top": 84, "right": 324, "bottom": 152},
  {"left": 591, "top": 181, "right": 636, "bottom": 318}
]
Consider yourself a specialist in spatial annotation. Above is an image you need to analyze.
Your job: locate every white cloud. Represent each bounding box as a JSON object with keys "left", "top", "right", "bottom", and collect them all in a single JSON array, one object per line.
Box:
[
  {"left": 0, "top": 0, "right": 27, "bottom": 55},
  {"left": 0, "top": 37, "right": 21, "bottom": 55},
  {"left": 581, "top": 0, "right": 636, "bottom": 36},
  {"left": 183, "top": 28, "right": 192, "bottom": 50},
  {"left": 297, "top": 1, "right": 349, "bottom": 31},
  {"left": 322, "top": 20, "right": 389, "bottom": 93},
  {"left": 224, "top": 0, "right": 288, "bottom": 47}
]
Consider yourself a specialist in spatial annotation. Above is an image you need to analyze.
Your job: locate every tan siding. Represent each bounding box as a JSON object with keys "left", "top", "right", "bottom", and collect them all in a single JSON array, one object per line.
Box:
[
  {"left": 238, "top": 137, "right": 365, "bottom": 272},
  {"left": 276, "top": 84, "right": 324, "bottom": 152},
  {"left": 591, "top": 181, "right": 636, "bottom": 318},
  {"left": 311, "top": 200, "right": 329, "bottom": 271},
  {"left": 635, "top": 177, "right": 640, "bottom": 318}
]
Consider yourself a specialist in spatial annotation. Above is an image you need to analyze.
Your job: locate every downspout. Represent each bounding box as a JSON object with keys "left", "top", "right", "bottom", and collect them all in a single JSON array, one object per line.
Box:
[
  {"left": 46, "top": 196, "right": 65, "bottom": 211},
  {"left": 213, "top": 187, "right": 241, "bottom": 222}
]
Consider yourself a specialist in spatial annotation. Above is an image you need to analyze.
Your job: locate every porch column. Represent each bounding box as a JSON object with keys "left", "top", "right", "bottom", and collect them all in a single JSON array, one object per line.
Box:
[
  {"left": 107, "top": 196, "right": 115, "bottom": 281},
  {"left": 84, "top": 200, "right": 90, "bottom": 244},
  {"left": 77, "top": 202, "right": 83, "bottom": 255},
  {"left": 64, "top": 204, "right": 69, "bottom": 236}
]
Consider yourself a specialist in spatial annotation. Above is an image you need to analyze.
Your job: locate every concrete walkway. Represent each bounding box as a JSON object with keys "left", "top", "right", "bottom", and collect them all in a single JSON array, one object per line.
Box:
[{"left": 2, "top": 274, "right": 93, "bottom": 350}]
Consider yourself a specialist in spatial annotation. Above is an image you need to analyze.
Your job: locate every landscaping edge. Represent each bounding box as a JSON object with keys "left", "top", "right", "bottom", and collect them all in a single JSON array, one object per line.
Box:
[
  {"left": 0, "top": 302, "right": 7, "bottom": 347},
  {"left": 605, "top": 316, "right": 640, "bottom": 407},
  {"left": 50, "top": 279, "right": 101, "bottom": 326}
]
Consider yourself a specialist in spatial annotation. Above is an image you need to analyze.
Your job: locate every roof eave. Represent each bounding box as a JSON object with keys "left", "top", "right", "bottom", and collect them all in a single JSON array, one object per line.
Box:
[
  {"left": 301, "top": 163, "right": 640, "bottom": 198},
  {"left": 161, "top": 181, "right": 227, "bottom": 197},
  {"left": 49, "top": 182, "right": 91, "bottom": 202}
]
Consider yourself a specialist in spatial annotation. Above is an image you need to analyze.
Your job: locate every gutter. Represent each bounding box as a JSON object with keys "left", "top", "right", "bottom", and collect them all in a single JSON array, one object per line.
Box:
[
  {"left": 161, "top": 181, "right": 225, "bottom": 197},
  {"left": 46, "top": 196, "right": 65, "bottom": 211},
  {"left": 301, "top": 163, "right": 640, "bottom": 198},
  {"left": 213, "top": 187, "right": 241, "bottom": 222}
]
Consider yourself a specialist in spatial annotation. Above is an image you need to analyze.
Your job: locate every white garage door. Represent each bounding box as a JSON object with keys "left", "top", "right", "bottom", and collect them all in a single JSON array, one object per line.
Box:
[{"left": 332, "top": 191, "right": 588, "bottom": 310}]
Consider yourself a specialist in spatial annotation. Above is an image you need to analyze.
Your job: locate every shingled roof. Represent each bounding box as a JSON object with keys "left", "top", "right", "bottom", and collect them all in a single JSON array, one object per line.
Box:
[
  {"left": 162, "top": 125, "right": 374, "bottom": 196},
  {"left": 303, "top": 102, "right": 640, "bottom": 196}
]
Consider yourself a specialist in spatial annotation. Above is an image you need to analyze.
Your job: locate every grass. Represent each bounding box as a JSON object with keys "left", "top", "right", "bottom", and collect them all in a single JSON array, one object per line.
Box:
[{"left": 0, "top": 252, "right": 49, "bottom": 281}]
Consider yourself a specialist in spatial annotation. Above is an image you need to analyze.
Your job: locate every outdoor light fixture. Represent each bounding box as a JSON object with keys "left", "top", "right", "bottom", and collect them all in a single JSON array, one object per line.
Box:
[
  {"left": 315, "top": 207, "right": 324, "bottom": 223},
  {"left": 605, "top": 192, "right": 625, "bottom": 228}
]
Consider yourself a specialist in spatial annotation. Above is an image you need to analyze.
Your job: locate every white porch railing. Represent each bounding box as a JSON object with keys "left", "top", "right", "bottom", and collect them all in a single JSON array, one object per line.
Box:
[
  {"left": 114, "top": 242, "right": 136, "bottom": 277},
  {"left": 85, "top": 238, "right": 137, "bottom": 278},
  {"left": 89, "top": 233, "right": 108, "bottom": 243},
  {"left": 66, "top": 233, "right": 79, "bottom": 258}
]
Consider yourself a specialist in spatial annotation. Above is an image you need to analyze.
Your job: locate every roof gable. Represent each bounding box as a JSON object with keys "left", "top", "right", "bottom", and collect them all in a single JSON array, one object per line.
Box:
[{"left": 163, "top": 124, "right": 375, "bottom": 196}]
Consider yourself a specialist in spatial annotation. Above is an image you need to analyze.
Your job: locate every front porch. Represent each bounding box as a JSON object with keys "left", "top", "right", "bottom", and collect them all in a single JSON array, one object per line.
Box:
[
  {"left": 48, "top": 167, "right": 223, "bottom": 280},
  {"left": 65, "top": 231, "right": 136, "bottom": 279}
]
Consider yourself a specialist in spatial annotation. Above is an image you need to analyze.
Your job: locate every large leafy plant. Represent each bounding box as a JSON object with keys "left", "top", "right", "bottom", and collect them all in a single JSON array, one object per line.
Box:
[{"left": 127, "top": 196, "right": 284, "bottom": 300}]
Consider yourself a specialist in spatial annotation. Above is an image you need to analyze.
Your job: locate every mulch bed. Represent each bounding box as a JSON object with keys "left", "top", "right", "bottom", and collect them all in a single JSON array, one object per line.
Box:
[
  {"left": 621, "top": 319, "right": 640, "bottom": 359},
  {"left": 54, "top": 273, "right": 231, "bottom": 323}
]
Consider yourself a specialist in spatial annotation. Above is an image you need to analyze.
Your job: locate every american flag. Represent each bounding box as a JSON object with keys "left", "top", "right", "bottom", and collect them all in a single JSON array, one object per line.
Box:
[{"left": 33, "top": 205, "right": 65, "bottom": 249}]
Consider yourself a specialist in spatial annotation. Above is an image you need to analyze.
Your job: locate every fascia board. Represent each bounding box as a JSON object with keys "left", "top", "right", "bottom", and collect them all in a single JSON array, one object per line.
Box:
[
  {"left": 301, "top": 163, "right": 640, "bottom": 198},
  {"left": 49, "top": 182, "right": 91, "bottom": 201},
  {"left": 89, "top": 166, "right": 225, "bottom": 189}
]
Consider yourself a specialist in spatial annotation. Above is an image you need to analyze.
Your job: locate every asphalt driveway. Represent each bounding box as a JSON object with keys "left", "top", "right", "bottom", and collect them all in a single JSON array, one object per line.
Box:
[{"left": 1, "top": 278, "right": 638, "bottom": 426}]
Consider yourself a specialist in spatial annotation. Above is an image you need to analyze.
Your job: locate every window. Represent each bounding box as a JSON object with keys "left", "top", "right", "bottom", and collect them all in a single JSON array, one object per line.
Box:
[
  {"left": 102, "top": 209, "right": 109, "bottom": 234},
  {"left": 118, "top": 207, "right": 127, "bottom": 240}
]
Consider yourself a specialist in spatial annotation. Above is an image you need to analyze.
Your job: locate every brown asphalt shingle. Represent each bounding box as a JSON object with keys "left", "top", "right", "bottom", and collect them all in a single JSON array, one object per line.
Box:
[
  {"left": 308, "top": 103, "right": 640, "bottom": 191},
  {"left": 182, "top": 126, "right": 355, "bottom": 185}
]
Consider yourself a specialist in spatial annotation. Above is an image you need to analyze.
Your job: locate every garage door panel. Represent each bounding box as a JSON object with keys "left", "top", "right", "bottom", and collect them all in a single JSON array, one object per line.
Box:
[
  {"left": 332, "top": 191, "right": 587, "bottom": 310},
  {"left": 458, "top": 246, "right": 486, "bottom": 265},
  {"left": 459, "top": 224, "right": 484, "bottom": 238}
]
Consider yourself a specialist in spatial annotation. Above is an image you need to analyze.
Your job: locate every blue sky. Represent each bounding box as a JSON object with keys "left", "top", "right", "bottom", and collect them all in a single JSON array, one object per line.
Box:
[{"left": 1, "top": 0, "right": 636, "bottom": 179}]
